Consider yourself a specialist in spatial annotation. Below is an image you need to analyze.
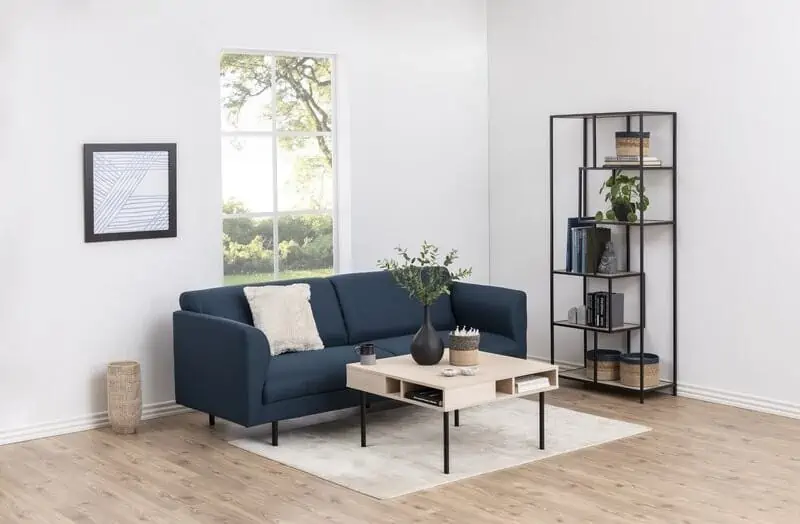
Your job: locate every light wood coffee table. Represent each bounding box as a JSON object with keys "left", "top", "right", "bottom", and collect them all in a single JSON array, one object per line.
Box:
[{"left": 346, "top": 350, "right": 559, "bottom": 474}]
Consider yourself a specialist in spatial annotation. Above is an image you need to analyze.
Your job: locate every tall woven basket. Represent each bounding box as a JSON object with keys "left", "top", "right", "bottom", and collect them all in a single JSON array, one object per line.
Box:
[
  {"left": 449, "top": 334, "right": 480, "bottom": 366},
  {"left": 107, "top": 361, "right": 142, "bottom": 434}
]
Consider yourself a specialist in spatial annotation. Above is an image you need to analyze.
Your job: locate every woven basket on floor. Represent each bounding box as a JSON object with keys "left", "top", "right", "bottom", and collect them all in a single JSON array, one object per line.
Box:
[
  {"left": 620, "top": 353, "right": 660, "bottom": 388},
  {"left": 107, "top": 361, "right": 142, "bottom": 434},
  {"left": 449, "top": 334, "right": 479, "bottom": 366},
  {"left": 585, "top": 349, "right": 621, "bottom": 381}
]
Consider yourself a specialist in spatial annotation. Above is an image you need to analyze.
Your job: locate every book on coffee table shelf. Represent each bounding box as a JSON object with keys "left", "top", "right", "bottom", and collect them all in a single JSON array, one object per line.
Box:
[
  {"left": 515, "top": 375, "right": 552, "bottom": 394},
  {"left": 405, "top": 389, "right": 443, "bottom": 407}
]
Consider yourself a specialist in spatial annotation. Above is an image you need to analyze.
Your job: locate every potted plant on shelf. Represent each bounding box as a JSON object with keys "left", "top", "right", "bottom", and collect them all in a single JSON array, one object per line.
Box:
[
  {"left": 378, "top": 241, "right": 472, "bottom": 365},
  {"left": 595, "top": 171, "right": 650, "bottom": 222}
]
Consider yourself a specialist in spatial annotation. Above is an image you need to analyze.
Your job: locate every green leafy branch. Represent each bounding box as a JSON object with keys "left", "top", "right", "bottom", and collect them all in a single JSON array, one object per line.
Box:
[{"left": 377, "top": 241, "right": 472, "bottom": 306}]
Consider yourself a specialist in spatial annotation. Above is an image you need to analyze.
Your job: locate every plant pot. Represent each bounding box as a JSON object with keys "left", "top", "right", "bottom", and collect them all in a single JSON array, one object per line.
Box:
[
  {"left": 410, "top": 305, "right": 444, "bottom": 365},
  {"left": 449, "top": 333, "right": 480, "bottom": 366},
  {"left": 612, "top": 202, "right": 634, "bottom": 222}
]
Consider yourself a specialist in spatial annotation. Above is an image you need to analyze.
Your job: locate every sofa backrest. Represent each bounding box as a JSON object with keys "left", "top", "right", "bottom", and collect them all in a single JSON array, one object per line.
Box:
[
  {"left": 330, "top": 271, "right": 456, "bottom": 343},
  {"left": 179, "top": 277, "right": 348, "bottom": 347}
]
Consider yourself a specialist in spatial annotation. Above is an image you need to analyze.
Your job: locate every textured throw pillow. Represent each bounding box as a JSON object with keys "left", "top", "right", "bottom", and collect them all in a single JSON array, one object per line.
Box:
[{"left": 243, "top": 284, "right": 324, "bottom": 356}]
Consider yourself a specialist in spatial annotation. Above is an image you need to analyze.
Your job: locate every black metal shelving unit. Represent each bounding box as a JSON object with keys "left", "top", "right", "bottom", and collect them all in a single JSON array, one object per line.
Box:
[{"left": 548, "top": 110, "right": 677, "bottom": 403}]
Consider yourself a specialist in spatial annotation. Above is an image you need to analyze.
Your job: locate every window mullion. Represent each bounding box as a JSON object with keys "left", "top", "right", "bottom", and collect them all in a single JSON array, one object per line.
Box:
[{"left": 271, "top": 55, "right": 280, "bottom": 279}]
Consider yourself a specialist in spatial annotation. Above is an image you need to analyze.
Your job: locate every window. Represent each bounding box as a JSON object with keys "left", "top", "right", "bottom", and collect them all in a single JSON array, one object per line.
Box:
[{"left": 220, "top": 53, "right": 335, "bottom": 285}]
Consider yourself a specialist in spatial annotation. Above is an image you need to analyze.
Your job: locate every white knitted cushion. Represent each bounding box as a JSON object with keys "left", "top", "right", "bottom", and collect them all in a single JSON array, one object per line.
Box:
[{"left": 243, "top": 283, "right": 324, "bottom": 356}]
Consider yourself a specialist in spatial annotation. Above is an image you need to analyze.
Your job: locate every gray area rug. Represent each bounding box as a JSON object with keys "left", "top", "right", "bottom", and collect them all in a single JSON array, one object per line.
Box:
[{"left": 228, "top": 398, "right": 650, "bottom": 499}]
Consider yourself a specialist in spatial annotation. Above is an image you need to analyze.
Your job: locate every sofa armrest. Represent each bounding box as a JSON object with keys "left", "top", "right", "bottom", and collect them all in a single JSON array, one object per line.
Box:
[
  {"left": 450, "top": 282, "right": 527, "bottom": 357},
  {"left": 173, "top": 311, "right": 270, "bottom": 427}
]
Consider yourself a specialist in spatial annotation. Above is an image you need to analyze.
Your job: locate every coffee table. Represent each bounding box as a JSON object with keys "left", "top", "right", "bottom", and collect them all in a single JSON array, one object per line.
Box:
[{"left": 346, "top": 350, "right": 559, "bottom": 474}]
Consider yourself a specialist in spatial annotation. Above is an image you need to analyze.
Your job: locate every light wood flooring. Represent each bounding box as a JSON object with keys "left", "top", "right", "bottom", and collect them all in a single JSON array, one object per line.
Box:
[{"left": 1, "top": 386, "right": 798, "bottom": 524}]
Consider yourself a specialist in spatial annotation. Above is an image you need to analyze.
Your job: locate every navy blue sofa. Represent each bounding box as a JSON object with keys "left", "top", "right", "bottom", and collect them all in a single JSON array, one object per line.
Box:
[{"left": 173, "top": 270, "right": 526, "bottom": 441}]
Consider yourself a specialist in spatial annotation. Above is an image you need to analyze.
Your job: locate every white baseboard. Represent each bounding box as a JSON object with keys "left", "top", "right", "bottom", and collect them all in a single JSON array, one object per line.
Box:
[
  {"left": 0, "top": 401, "right": 191, "bottom": 446},
  {"left": 677, "top": 384, "right": 800, "bottom": 420},
  {"left": 527, "top": 355, "right": 800, "bottom": 420}
]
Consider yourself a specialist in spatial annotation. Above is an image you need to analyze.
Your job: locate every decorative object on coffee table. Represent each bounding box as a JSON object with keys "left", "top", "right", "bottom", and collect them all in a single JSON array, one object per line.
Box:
[
  {"left": 378, "top": 241, "right": 472, "bottom": 366},
  {"left": 620, "top": 353, "right": 660, "bottom": 388},
  {"left": 354, "top": 343, "right": 377, "bottom": 365},
  {"left": 597, "top": 241, "right": 619, "bottom": 274},
  {"left": 106, "top": 361, "right": 142, "bottom": 434},
  {"left": 448, "top": 326, "right": 479, "bottom": 366},
  {"left": 585, "top": 349, "right": 621, "bottom": 381}
]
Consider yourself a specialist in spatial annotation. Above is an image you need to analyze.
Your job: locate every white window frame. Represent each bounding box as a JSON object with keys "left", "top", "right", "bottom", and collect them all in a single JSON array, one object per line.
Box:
[{"left": 220, "top": 50, "right": 339, "bottom": 280}]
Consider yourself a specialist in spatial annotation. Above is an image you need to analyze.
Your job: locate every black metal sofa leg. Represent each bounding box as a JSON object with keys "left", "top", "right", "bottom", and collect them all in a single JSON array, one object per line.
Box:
[
  {"left": 209, "top": 414, "right": 215, "bottom": 427},
  {"left": 272, "top": 421, "right": 279, "bottom": 446}
]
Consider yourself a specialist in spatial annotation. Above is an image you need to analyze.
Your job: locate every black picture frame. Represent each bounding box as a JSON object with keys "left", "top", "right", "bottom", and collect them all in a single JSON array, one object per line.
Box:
[{"left": 83, "top": 143, "right": 177, "bottom": 243}]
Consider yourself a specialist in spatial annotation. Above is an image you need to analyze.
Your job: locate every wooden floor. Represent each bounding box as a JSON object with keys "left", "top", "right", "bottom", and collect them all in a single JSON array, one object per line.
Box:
[{"left": 1, "top": 386, "right": 798, "bottom": 524}]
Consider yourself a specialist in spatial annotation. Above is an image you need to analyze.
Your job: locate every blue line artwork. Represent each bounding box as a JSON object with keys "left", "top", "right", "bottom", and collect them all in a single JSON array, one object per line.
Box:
[{"left": 93, "top": 151, "right": 170, "bottom": 234}]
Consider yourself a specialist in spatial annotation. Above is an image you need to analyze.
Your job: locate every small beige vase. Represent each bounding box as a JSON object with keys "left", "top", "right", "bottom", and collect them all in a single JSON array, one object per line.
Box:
[{"left": 107, "top": 361, "right": 142, "bottom": 434}]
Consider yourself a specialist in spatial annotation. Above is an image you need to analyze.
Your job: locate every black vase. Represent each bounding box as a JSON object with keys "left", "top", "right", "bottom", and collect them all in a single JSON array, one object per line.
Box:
[{"left": 410, "top": 305, "right": 444, "bottom": 365}]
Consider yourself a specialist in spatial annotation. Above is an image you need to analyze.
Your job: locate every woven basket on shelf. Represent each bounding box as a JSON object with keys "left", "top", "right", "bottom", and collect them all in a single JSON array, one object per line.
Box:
[
  {"left": 448, "top": 334, "right": 479, "bottom": 367},
  {"left": 107, "top": 361, "right": 142, "bottom": 434},
  {"left": 585, "top": 349, "right": 621, "bottom": 381},
  {"left": 615, "top": 131, "right": 650, "bottom": 157},
  {"left": 620, "top": 353, "right": 660, "bottom": 388}
]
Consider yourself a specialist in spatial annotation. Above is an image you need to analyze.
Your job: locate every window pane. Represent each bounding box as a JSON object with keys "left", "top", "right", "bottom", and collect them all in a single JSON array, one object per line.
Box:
[
  {"left": 223, "top": 217, "right": 275, "bottom": 285},
  {"left": 276, "top": 214, "right": 334, "bottom": 280},
  {"left": 222, "top": 136, "right": 274, "bottom": 213},
  {"left": 277, "top": 136, "right": 333, "bottom": 211},
  {"left": 275, "top": 56, "right": 333, "bottom": 132},
  {"left": 220, "top": 54, "right": 274, "bottom": 131}
]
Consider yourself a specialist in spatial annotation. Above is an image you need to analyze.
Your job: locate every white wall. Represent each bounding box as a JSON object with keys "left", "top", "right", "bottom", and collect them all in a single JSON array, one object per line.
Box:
[
  {"left": 0, "top": 0, "right": 489, "bottom": 443},
  {"left": 488, "top": 0, "right": 800, "bottom": 416}
]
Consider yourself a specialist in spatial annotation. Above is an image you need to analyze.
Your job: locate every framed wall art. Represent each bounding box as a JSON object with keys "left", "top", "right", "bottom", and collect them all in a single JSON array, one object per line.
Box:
[{"left": 83, "top": 143, "right": 177, "bottom": 242}]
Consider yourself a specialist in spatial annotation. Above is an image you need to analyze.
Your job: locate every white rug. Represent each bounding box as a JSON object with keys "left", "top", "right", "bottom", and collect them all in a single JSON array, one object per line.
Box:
[{"left": 228, "top": 398, "right": 650, "bottom": 499}]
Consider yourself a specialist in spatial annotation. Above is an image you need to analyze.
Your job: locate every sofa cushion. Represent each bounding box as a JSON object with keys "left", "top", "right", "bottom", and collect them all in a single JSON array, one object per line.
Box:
[
  {"left": 330, "top": 271, "right": 456, "bottom": 343},
  {"left": 243, "top": 283, "right": 324, "bottom": 355},
  {"left": 179, "top": 278, "right": 348, "bottom": 347},
  {"left": 372, "top": 331, "right": 521, "bottom": 358},
  {"left": 264, "top": 345, "right": 394, "bottom": 403}
]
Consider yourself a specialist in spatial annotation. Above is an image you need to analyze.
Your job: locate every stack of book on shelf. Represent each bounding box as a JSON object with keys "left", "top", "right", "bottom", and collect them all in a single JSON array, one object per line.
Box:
[
  {"left": 566, "top": 217, "right": 611, "bottom": 273},
  {"left": 603, "top": 156, "right": 662, "bottom": 167},
  {"left": 586, "top": 291, "right": 624, "bottom": 328},
  {"left": 515, "top": 375, "right": 551, "bottom": 394},
  {"left": 405, "top": 388, "right": 443, "bottom": 406}
]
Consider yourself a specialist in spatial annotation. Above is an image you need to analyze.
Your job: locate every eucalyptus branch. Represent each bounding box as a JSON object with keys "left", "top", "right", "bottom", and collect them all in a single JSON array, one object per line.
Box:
[{"left": 377, "top": 242, "right": 472, "bottom": 306}]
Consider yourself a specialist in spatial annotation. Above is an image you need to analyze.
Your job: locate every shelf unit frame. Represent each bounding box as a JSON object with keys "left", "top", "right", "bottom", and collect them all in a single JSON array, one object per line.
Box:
[{"left": 548, "top": 111, "right": 677, "bottom": 403}]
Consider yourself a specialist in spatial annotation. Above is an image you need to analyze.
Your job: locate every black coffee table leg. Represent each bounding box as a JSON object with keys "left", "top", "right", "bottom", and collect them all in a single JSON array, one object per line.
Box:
[
  {"left": 454, "top": 409, "right": 460, "bottom": 427},
  {"left": 360, "top": 391, "right": 367, "bottom": 447},
  {"left": 443, "top": 411, "right": 450, "bottom": 474},
  {"left": 539, "top": 391, "right": 545, "bottom": 450}
]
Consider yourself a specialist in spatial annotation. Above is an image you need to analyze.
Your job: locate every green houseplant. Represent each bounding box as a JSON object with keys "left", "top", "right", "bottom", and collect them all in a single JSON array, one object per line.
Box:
[
  {"left": 594, "top": 171, "right": 650, "bottom": 223},
  {"left": 378, "top": 241, "right": 472, "bottom": 365}
]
